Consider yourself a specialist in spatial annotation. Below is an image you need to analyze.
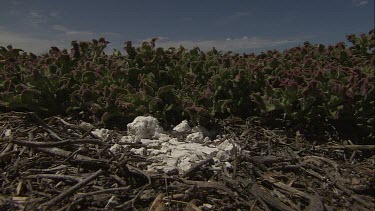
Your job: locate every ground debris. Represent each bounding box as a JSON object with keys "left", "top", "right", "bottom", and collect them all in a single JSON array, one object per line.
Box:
[{"left": 1, "top": 112, "right": 374, "bottom": 210}]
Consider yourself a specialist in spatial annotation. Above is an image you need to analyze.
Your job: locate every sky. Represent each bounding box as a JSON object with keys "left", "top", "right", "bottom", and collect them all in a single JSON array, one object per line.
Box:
[{"left": 0, "top": 0, "right": 373, "bottom": 55}]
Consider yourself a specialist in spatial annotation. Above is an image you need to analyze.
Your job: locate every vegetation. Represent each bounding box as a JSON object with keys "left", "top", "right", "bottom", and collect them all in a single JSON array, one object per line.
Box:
[{"left": 1, "top": 29, "right": 374, "bottom": 143}]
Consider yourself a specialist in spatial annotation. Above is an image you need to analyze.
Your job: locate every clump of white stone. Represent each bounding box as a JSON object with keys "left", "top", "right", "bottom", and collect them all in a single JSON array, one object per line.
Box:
[
  {"left": 127, "top": 116, "right": 163, "bottom": 140},
  {"left": 108, "top": 116, "right": 240, "bottom": 174},
  {"left": 92, "top": 128, "right": 111, "bottom": 140},
  {"left": 173, "top": 120, "right": 191, "bottom": 133}
]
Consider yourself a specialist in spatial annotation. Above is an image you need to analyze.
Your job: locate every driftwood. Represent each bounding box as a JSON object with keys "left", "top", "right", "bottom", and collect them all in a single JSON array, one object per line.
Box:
[{"left": 0, "top": 112, "right": 374, "bottom": 210}]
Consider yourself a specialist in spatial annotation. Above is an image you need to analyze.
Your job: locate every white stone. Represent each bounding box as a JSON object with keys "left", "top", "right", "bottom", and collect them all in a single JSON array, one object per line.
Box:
[
  {"left": 179, "top": 156, "right": 195, "bottom": 172},
  {"left": 109, "top": 144, "right": 124, "bottom": 156},
  {"left": 168, "top": 138, "right": 180, "bottom": 145},
  {"left": 112, "top": 117, "right": 240, "bottom": 175},
  {"left": 79, "top": 121, "right": 93, "bottom": 130},
  {"left": 92, "top": 128, "right": 110, "bottom": 140},
  {"left": 4, "top": 129, "right": 12, "bottom": 137},
  {"left": 202, "top": 203, "right": 213, "bottom": 209},
  {"left": 186, "top": 132, "right": 204, "bottom": 143},
  {"left": 224, "top": 161, "right": 232, "bottom": 169},
  {"left": 217, "top": 139, "right": 234, "bottom": 152},
  {"left": 130, "top": 147, "right": 146, "bottom": 155},
  {"left": 148, "top": 149, "right": 165, "bottom": 156},
  {"left": 215, "top": 139, "right": 240, "bottom": 161},
  {"left": 203, "top": 137, "right": 210, "bottom": 143},
  {"left": 173, "top": 120, "right": 191, "bottom": 133},
  {"left": 140, "top": 139, "right": 161, "bottom": 147},
  {"left": 120, "top": 135, "right": 136, "bottom": 143},
  {"left": 157, "top": 133, "right": 171, "bottom": 142},
  {"left": 127, "top": 116, "right": 163, "bottom": 140},
  {"left": 216, "top": 150, "right": 228, "bottom": 161}
]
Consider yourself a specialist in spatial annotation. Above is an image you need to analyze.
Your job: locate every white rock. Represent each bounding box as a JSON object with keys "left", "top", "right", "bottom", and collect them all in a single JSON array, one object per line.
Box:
[
  {"left": 173, "top": 120, "right": 191, "bottom": 133},
  {"left": 143, "top": 137, "right": 219, "bottom": 174},
  {"left": 130, "top": 147, "right": 146, "bottom": 155},
  {"left": 215, "top": 139, "right": 240, "bottom": 161},
  {"left": 79, "top": 121, "right": 93, "bottom": 130},
  {"left": 168, "top": 138, "right": 180, "bottom": 145},
  {"left": 4, "top": 129, "right": 12, "bottom": 137},
  {"left": 148, "top": 149, "right": 165, "bottom": 156},
  {"left": 120, "top": 135, "right": 136, "bottom": 143},
  {"left": 92, "top": 128, "right": 110, "bottom": 140},
  {"left": 140, "top": 139, "right": 163, "bottom": 147},
  {"left": 158, "top": 133, "right": 171, "bottom": 142},
  {"left": 179, "top": 156, "right": 195, "bottom": 172},
  {"left": 203, "top": 137, "right": 210, "bottom": 143},
  {"left": 217, "top": 139, "right": 234, "bottom": 152},
  {"left": 186, "top": 132, "right": 204, "bottom": 143},
  {"left": 109, "top": 144, "right": 124, "bottom": 156},
  {"left": 224, "top": 161, "right": 232, "bottom": 169},
  {"left": 202, "top": 203, "right": 213, "bottom": 209},
  {"left": 127, "top": 116, "right": 163, "bottom": 140},
  {"left": 216, "top": 150, "right": 228, "bottom": 161},
  {"left": 107, "top": 116, "right": 239, "bottom": 175}
]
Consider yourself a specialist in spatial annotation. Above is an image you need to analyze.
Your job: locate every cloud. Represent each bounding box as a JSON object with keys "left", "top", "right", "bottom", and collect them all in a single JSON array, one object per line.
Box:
[
  {"left": 11, "top": 0, "right": 22, "bottom": 6},
  {"left": 52, "top": 24, "right": 120, "bottom": 38},
  {"left": 48, "top": 11, "right": 60, "bottom": 17},
  {"left": 0, "top": 24, "right": 121, "bottom": 54},
  {"left": 0, "top": 27, "right": 69, "bottom": 54},
  {"left": 25, "top": 11, "right": 47, "bottom": 26},
  {"left": 20, "top": 10, "right": 61, "bottom": 28},
  {"left": 146, "top": 36, "right": 308, "bottom": 52},
  {"left": 352, "top": 0, "right": 369, "bottom": 6},
  {"left": 51, "top": 25, "right": 95, "bottom": 36},
  {"left": 215, "top": 11, "right": 252, "bottom": 26}
]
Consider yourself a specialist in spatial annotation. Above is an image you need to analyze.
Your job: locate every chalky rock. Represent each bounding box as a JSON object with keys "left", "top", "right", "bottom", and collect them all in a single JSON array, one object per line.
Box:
[
  {"left": 127, "top": 116, "right": 163, "bottom": 140},
  {"left": 186, "top": 132, "right": 205, "bottom": 143},
  {"left": 120, "top": 135, "right": 136, "bottom": 143},
  {"left": 146, "top": 138, "right": 219, "bottom": 173},
  {"left": 215, "top": 139, "right": 240, "bottom": 161},
  {"left": 92, "top": 128, "right": 110, "bottom": 140},
  {"left": 4, "top": 129, "right": 12, "bottom": 137},
  {"left": 79, "top": 121, "right": 94, "bottom": 130},
  {"left": 110, "top": 117, "right": 238, "bottom": 174},
  {"left": 173, "top": 120, "right": 191, "bottom": 133},
  {"left": 109, "top": 143, "right": 123, "bottom": 156}
]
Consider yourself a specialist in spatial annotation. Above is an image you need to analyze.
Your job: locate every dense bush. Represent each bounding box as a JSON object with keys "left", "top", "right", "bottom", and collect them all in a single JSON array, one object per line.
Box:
[{"left": 1, "top": 30, "right": 374, "bottom": 143}]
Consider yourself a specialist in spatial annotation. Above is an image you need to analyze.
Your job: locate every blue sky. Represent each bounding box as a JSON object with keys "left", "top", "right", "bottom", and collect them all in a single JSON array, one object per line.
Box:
[{"left": 0, "top": 0, "right": 373, "bottom": 54}]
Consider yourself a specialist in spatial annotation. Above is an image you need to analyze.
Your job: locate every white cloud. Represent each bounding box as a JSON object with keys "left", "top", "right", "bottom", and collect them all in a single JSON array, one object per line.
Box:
[
  {"left": 353, "top": 0, "right": 369, "bottom": 6},
  {"left": 52, "top": 24, "right": 120, "bottom": 38},
  {"left": 0, "top": 27, "right": 68, "bottom": 54},
  {"left": 21, "top": 10, "right": 61, "bottom": 28},
  {"left": 52, "top": 25, "right": 96, "bottom": 37},
  {"left": 49, "top": 11, "right": 60, "bottom": 17},
  {"left": 51, "top": 24, "right": 68, "bottom": 32},
  {"left": 215, "top": 11, "right": 252, "bottom": 26},
  {"left": 146, "top": 36, "right": 307, "bottom": 52},
  {"left": 0, "top": 24, "right": 121, "bottom": 54},
  {"left": 26, "top": 11, "right": 47, "bottom": 26},
  {"left": 11, "top": 0, "right": 22, "bottom": 6}
]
